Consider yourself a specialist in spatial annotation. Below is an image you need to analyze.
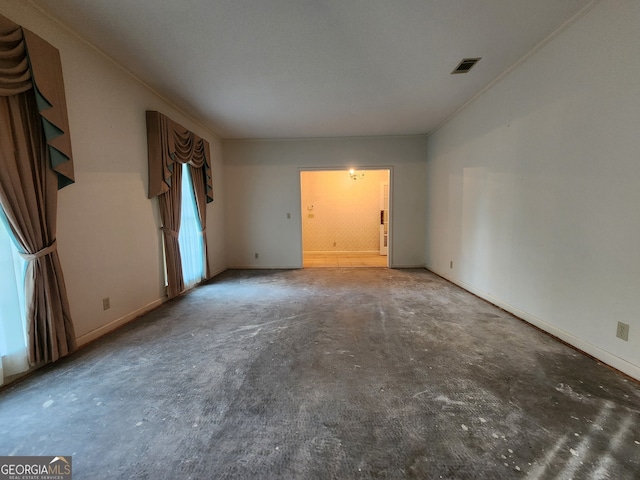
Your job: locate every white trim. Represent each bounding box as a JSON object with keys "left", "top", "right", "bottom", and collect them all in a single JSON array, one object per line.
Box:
[
  {"left": 298, "top": 166, "right": 393, "bottom": 269},
  {"left": 428, "top": 0, "right": 600, "bottom": 137},
  {"left": 76, "top": 267, "right": 228, "bottom": 347},
  {"left": 223, "top": 134, "right": 428, "bottom": 143},
  {"left": 25, "top": 0, "right": 222, "bottom": 140},
  {"left": 426, "top": 266, "right": 640, "bottom": 381},
  {"left": 207, "top": 266, "right": 228, "bottom": 280},
  {"left": 76, "top": 298, "right": 165, "bottom": 347}
]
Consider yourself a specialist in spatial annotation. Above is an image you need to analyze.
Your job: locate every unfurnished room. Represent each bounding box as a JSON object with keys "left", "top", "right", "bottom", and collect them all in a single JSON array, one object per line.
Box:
[{"left": 0, "top": 1, "right": 639, "bottom": 479}]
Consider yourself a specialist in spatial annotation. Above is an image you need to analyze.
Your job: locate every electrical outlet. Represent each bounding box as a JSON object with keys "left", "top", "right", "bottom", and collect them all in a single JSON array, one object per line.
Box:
[
  {"left": 450, "top": 260, "right": 453, "bottom": 269},
  {"left": 254, "top": 253, "right": 259, "bottom": 259},
  {"left": 286, "top": 213, "right": 291, "bottom": 219},
  {"left": 616, "top": 322, "right": 629, "bottom": 341},
  {"left": 102, "top": 297, "right": 110, "bottom": 311}
]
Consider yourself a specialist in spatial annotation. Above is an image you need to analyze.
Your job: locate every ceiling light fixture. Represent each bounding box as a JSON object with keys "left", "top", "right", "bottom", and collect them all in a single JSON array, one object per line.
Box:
[{"left": 349, "top": 169, "right": 364, "bottom": 180}]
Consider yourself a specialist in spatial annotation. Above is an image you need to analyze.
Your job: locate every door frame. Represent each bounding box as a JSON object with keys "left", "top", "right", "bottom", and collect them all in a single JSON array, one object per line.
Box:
[{"left": 298, "top": 166, "right": 393, "bottom": 268}]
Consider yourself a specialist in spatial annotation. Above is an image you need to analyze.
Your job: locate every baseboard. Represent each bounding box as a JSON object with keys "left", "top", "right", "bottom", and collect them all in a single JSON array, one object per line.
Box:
[
  {"left": 76, "top": 298, "right": 165, "bottom": 347},
  {"left": 77, "top": 266, "right": 230, "bottom": 347},
  {"left": 207, "top": 266, "right": 228, "bottom": 279},
  {"left": 426, "top": 266, "right": 640, "bottom": 382},
  {"left": 230, "top": 263, "right": 424, "bottom": 269}
]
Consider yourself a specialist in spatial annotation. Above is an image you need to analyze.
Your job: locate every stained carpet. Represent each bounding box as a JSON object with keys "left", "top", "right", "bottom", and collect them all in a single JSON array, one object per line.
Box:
[{"left": 0, "top": 268, "right": 639, "bottom": 479}]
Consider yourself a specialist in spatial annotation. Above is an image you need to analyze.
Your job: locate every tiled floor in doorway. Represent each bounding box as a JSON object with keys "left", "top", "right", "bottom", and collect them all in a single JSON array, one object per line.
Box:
[{"left": 303, "top": 252, "right": 387, "bottom": 268}]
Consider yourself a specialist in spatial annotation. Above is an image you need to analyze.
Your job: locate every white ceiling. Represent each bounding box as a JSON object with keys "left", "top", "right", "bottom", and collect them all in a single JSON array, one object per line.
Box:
[{"left": 32, "top": 0, "right": 592, "bottom": 139}]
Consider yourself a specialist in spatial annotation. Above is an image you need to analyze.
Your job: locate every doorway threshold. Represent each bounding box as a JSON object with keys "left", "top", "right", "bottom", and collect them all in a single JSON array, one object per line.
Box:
[{"left": 303, "top": 252, "right": 387, "bottom": 268}]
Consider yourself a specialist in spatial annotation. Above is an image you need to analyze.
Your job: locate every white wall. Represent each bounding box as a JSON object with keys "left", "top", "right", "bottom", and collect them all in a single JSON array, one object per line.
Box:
[
  {"left": 0, "top": 1, "right": 226, "bottom": 344},
  {"left": 223, "top": 136, "right": 427, "bottom": 268},
  {"left": 425, "top": 0, "right": 640, "bottom": 379}
]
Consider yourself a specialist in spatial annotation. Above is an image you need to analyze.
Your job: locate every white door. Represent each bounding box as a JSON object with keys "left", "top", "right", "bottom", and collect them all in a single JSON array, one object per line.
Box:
[{"left": 379, "top": 182, "right": 389, "bottom": 255}]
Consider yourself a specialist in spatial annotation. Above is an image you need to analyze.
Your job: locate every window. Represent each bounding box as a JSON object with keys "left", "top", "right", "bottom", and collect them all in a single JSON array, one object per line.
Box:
[
  {"left": 0, "top": 213, "right": 28, "bottom": 384},
  {"left": 178, "top": 164, "right": 205, "bottom": 289}
]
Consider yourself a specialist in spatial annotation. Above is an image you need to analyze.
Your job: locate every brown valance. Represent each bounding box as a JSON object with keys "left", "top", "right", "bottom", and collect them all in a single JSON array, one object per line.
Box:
[
  {"left": 0, "top": 14, "right": 76, "bottom": 368},
  {"left": 0, "top": 14, "right": 74, "bottom": 190},
  {"left": 146, "top": 111, "right": 213, "bottom": 203}
]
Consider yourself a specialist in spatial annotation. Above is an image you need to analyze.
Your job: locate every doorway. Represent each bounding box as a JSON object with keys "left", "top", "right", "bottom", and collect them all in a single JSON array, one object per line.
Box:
[{"left": 300, "top": 169, "right": 390, "bottom": 268}]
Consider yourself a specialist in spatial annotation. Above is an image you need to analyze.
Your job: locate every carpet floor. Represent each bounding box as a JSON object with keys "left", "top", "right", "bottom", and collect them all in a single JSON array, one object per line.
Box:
[{"left": 0, "top": 268, "right": 639, "bottom": 479}]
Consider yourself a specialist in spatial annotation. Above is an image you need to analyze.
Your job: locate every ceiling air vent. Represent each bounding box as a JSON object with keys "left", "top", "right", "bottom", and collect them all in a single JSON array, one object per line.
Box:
[{"left": 451, "top": 57, "right": 481, "bottom": 74}]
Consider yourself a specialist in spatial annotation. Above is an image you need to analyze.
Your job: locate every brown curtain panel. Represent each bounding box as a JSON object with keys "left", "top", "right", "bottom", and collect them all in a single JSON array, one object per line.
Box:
[
  {"left": 147, "top": 111, "right": 213, "bottom": 298},
  {"left": 0, "top": 15, "right": 76, "bottom": 365},
  {"left": 158, "top": 165, "right": 185, "bottom": 298}
]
